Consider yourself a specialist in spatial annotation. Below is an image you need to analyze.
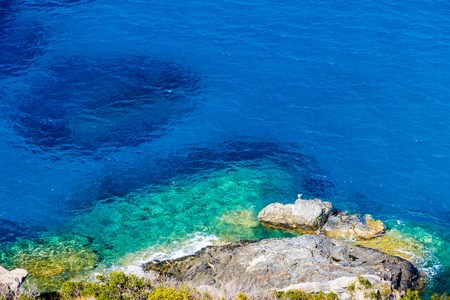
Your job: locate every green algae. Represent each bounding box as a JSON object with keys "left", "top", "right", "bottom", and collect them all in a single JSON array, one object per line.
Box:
[
  {"left": 213, "top": 208, "right": 261, "bottom": 241},
  {"left": 0, "top": 235, "right": 98, "bottom": 292},
  {"left": 354, "top": 228, "right": 425, "bottom": 263},
  {"left": 219, "top": 209, "right": 260, "bottom": 229}
]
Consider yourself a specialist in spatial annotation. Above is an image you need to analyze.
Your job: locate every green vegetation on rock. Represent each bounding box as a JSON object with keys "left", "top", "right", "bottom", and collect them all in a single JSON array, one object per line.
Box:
[
  {"left": 275, "top": 290, "right": 338, "bottom": 300},
  {"left": 60, "top": 271, "right": 152, "bottom": 300},
  {"left": 1, "top": 272, "right": 448, "bottom": 300},
  {"left": 59, "top": 272, "right": 209, "bottom": 300}
]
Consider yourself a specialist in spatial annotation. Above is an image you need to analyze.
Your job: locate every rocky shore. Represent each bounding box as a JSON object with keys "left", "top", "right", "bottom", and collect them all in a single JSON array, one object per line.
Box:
[
  {"left": 144, "top": 235, "right": 420, "bottom": 299},
  {"left": 1, "top": 196, "right": 424, "bottom": 299},
  {"left": 143, "top": 196, "right": 421, "bottom": 299}
]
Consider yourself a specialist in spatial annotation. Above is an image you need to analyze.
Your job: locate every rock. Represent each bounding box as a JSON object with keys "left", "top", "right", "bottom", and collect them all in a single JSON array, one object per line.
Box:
[
  {"left": 257, "top": 195, "right": 334, "bottom": 231},
  {"left": 258, "top": 196, "right": 385, "bottom": 240},
  {"left": 323, "top": 213, "right": 385, "bottom": 240},
  {"left": 143, "top": 235, "right": 420, "bottom": 298},
  {"left": 278, "top": 274, "right": 405, "bottom": 300},
  {"left": 279, "top": 274, "right": 382, "bottom": 294},
  {"left": 0, "top": 266, "right": 28, "bottom": 292}
]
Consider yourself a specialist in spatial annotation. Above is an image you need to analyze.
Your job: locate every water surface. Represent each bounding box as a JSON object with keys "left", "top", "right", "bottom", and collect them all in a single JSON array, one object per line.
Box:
[{"left": 0, "top": 0, "right": 449, "bottom": 295}]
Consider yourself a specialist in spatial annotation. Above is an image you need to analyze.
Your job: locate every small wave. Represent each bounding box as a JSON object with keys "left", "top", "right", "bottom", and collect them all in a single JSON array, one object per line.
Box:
[{"left": 95, "top": 233, "right": 222, "bottom": 278}]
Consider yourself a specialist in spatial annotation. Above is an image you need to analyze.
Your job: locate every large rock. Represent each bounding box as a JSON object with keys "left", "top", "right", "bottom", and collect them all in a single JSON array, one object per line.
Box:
[
  {"left": 143, "top": 235, "right": 420, "bottom": 298},
  {"left": 0, "top": 266, "right": 28, "bottom": 292},
  {"left": 257, "top": 195, "right": 334, "bottom": 231},
  {"left": 258, "top": 196, "right": 385, "bottom": 240},
  {"left": 323, "top": 213, "right": 385, "bottom": 240}
]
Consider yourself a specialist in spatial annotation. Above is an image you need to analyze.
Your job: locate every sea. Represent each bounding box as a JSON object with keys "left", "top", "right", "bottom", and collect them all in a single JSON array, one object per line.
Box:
[{"left": 0, "top": 0, "right": 449, "bottom": 296}]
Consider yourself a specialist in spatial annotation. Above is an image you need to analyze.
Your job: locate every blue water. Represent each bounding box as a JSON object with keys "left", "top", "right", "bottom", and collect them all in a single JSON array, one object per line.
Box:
[{"left": 0, "top": 0, "right": 449, "bottom": 295}]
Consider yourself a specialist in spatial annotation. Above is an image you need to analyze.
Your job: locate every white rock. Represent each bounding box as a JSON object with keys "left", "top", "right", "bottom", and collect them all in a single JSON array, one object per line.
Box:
[
  {"left": 258, "top": 196, "right": 334, "bottom": 231},
  {"left": 0, "top": 265, "right": 28, "bottom": 292}
]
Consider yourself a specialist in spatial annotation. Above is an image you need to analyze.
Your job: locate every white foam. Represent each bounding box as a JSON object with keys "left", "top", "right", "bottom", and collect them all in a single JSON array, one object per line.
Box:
[
  {"left": 132, "top": 232, "right": 221, "bottom": 263},
  {"left": 92, "top": 232, "right": 222, "bottom": 278},
  {"left": 420, "top": 264, "right": 442, "bottom": 278}
]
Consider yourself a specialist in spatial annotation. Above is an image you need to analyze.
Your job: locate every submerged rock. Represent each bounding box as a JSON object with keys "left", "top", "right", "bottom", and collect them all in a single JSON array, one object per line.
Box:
[
  {"left": 1, "top": 235, "right": 98, "bottom": 292},
  {"left": 0, "top": 266, "right": 27, "bottom": 292},
  {"left": 353, "top": 228, "right": 426, "bottom": 263},
  {"left": 9, "top": 55, "right": 201, "bottom": 153},
  {"left": 143, "top": 235, "right": 420, "bottom": 297},
  {"left": 258, "top": 196, "right": 385, "bottom": 240}
]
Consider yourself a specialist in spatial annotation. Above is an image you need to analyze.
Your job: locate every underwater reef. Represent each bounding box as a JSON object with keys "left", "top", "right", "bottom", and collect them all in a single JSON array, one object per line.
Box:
[
  {"left": 0, "top": 235, "right": 98, "bottom": 292},
  {"left": 5, "top": 55, "right": 201, "bottom": 153}
]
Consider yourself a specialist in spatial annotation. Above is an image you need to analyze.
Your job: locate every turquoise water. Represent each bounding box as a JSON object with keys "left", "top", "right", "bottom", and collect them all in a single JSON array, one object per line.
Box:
[{"left": 0, "top": 0, "right": 449, "bottom": 295}]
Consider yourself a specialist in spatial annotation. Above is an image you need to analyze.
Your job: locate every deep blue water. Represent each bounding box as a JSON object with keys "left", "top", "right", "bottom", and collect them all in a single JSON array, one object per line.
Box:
[{"left": 0, "top": 0, "right": 449, "bottom": 295}]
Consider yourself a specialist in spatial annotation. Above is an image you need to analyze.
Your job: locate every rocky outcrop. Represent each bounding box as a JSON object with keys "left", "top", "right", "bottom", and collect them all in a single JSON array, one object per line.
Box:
[
  {"left": 258, "top": 195, "right": 385, "bottom": 240},
  {"left": 257, "top": 197, "right": 334, "bottom": 231},
  {"left": 323, "top": 213, "right": 385, "bottom": 240},
  {"left": 143, "top": 235, "right": 420, "bottom": 298},
  {"left": 0, "top": 266, "right": 28, "bottom": 292}
]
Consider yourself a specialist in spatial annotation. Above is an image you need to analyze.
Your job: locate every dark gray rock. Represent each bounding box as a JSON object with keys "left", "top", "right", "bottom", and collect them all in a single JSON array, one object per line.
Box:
[{"left": 143, "top": 235, "right": 420, "bottom": 296}]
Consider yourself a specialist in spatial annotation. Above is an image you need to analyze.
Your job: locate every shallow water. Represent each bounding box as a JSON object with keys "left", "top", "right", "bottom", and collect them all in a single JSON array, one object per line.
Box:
[{"left": 0, "top": 0, "right": 449, "bottom": 296}]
